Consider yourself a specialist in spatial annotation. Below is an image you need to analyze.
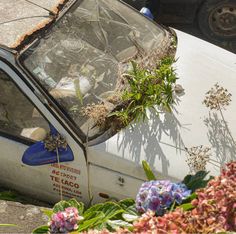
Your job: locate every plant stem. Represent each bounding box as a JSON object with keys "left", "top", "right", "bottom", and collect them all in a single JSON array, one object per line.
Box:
[
  {"left": 209, "top": 158, "right": 221, "bottom": 164},
  {"left": 218, "top": 105, "right": 236, "bottom": 147},
  {"left": 85, "top": 126, "right": 93, "bottom": 203},
  {"left": 208, "top": 161, "right": 221, "bottom": 168},
  {"left": 56, "top": 147, "right": 63, "bottom": 201}
]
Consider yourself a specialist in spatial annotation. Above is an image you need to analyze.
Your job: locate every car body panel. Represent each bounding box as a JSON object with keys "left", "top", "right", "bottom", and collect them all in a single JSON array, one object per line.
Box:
[
  {"left": 0, "top": 134, "right": 88, "bottom": 203},
  {"left": 0, "top": 0, "right": 167, "bottom": 204},
  {"left": 88, "top": 29, "right": 236, "bottom": 185},
  {"left": 0, "top": 0, "right": 236, "bottom": 205},
  {"left": 0, "top": 56, "right": 90, "bottom": 204}
]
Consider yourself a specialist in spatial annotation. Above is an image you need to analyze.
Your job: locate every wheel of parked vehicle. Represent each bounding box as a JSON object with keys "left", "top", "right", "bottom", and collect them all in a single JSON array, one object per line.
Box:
[{"left": 198, "top": 0, "right": 236, "bottom": 41}]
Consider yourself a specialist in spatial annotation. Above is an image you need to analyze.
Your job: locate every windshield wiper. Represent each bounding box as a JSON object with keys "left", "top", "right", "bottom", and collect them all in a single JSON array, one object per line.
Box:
[
  {"left": 24, "top": 0, "right": 56, "bottom": 16},
  {"left": 0, "top": 16, "right": 50, "bottom": 26}
]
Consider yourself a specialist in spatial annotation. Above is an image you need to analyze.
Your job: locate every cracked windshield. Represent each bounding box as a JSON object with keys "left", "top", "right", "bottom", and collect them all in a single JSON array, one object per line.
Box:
[{"left": 22, "top": 0, "right": 165, "bottom": 140}]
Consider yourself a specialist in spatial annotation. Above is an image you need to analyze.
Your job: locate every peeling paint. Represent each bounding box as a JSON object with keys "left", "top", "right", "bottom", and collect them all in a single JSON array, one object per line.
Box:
[
  {"left": 51, "top": 0, "right": 70, "bottom": 15},
  {"left": 11, "top": 18, "right": 53, "bottom": 50},
  {"left": 10, "top": 0, "right": 71, "bottom": 51}
]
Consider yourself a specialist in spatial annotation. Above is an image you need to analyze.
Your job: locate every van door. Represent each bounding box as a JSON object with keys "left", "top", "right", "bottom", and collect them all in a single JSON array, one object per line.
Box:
[{"left": 0, "top": 62, "right": 89, "bottom": 204}]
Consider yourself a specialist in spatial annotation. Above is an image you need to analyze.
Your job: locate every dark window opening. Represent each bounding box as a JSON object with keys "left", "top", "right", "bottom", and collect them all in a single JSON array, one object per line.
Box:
[{"left": 0, "top": 69, "right": 49, "bottom": 142}]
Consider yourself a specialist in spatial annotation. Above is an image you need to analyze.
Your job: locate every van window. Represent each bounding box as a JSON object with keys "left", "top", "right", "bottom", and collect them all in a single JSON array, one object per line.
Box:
[{"left": 0, "top": 69, "right": 49, "bottom": 141}]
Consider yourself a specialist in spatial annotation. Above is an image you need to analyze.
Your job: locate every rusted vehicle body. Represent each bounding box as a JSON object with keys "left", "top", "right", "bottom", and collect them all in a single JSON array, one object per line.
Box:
[{"left": 0, "top": 0, "right": 235, "bottom": 204}]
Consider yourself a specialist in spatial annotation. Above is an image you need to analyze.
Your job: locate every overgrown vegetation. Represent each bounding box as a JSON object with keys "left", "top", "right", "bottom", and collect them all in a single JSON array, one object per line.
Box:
[
  {"left": 110, "top": 57, "right": 177, "bottom": 125},
  {"left": 133, "top": 162, "right": 236, "bottom": 234},
  {"left": 32, "top": 160, "right": 219, "bottom": 233},
  {"left": 0, "top": 190, "right": 35, "bottom": 204},
  {"left": 0, "top": 189, "right": 50, "bottom": 207},
  {"left": 33, "top": 198, "right": 139, "bottom": 233}
]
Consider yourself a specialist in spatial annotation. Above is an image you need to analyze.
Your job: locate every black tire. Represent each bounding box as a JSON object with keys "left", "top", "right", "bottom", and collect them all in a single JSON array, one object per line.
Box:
[{"left": 198, "top": 0, "right": 236, "bottom": 41}]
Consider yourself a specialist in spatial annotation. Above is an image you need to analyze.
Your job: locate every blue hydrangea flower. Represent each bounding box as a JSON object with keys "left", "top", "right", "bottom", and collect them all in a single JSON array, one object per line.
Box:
[{"left": 136, "top": 180, "right": 191, "bottom": 216}]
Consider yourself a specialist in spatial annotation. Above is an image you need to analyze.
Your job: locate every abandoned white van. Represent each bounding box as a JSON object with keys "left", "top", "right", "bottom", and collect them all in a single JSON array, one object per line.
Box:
[{"left": 0, "top": 0, "right": 235, "bottom": 204}]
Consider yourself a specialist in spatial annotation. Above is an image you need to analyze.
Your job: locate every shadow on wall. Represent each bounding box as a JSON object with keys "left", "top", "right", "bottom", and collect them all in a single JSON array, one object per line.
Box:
[
  {"left": 204, "top": 112, "right": 236, "bottom": 166},
  {"left": 117, "top": 109, "right": 186, "bottom": 177},
  {"left": 114, "top": 108, "right": 236, "bottom": 178}
]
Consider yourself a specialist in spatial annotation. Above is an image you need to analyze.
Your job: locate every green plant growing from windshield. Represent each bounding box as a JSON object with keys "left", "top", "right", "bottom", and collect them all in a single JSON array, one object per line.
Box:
[{"left": 111, "top": 57, "right": 178, "bottom": 125}]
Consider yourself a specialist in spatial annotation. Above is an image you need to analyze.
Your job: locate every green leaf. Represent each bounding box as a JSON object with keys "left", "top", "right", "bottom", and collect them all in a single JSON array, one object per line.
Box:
[
  {"left": 74, "top": 79, "right": 83, "bottom": 104},
  {"left": 0, "top": 190, "right": 33, "bottom": 204},
  {"left": 131, "top": 61, "right": 138, "bottom": 76},
  {"left": 0, "top": 224, "right": 17, "bottom": 227},
  {"left": 100, "top": 202, "right": 124, "bottom": 220},
  {"left": 93, "top": 222, "right": 109, "bottom": 231},
  {"left": 83, "top": 203, "right": 104, "bottom": 216},
  {"left": 83, "top": 202, "right": 125, "bottom": 230},
  {"left": 122, "top": 213, "right": 139, "bottom": 222},
  {"left": 124, "top": 204, "right": 139, "bottom": 216},
  {"left": 217, "top": 232, "right": 236, "bottom": 234},
  {"left": 127, "top": 207, "right": 139, "bottom": 216},
  {"left": 182, "top": 171, "right": 213, "bottom": 192},
  {"left": 0, "top": 191, "right": 17, "bottom": 202},
  {"left": 111, "top": 56, "right": 176, "bottom": 125},
  {"left": 41, "top": 208, "right": 53, "bottom": 219},
  {"left": 182, "top": 174, "right": 192, "bottom": 185},
  {"left": 32, "top": 225, "right": 49, "bottom": 234},
  {"left": 83, "top": 210, "right": 102, "bottom": 220},
  {"left": 84, "top": 202, "right": 124, "bottom": 220},
  {"left": 142, "top": 160, "right": 156, "bottom": 181},
  {"left": 67, "top": 198, "right": 84, "bottom": 214},
  {"left": 107, "top": 220, "right": 133, "bottom": 230},
  {"left": 134, "top": 93, "right": 142, "bottom": 100},
  {"left": 118, "top": 198, "right": 135, "bottom": 209},
  {"left": 178, "top": 203, "right": 195, "bottom": 211},
  {"left": 52, "top": 199, "right": 84, "bottom": 217},
  {"left": 77, "top": 212, "right": 105, "bottom": 232},
  {"left": 53, "top": 200, "right": 70, "bottom": 213},
  {"left": 182, "top": 193, "right": 197, "bottom": 203}
]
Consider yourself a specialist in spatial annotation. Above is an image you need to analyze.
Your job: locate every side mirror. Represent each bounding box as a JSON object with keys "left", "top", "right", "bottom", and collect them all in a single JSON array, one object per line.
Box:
[
  {"left": 140, "top": 7, "right": 154, "bottom": 20},
  {"left": 22, "top": 125, "right": 74, "bottom": 166}
]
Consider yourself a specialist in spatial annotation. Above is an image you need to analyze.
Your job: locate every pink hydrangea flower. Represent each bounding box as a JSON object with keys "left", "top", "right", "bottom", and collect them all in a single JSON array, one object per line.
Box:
[{"left": 49, "top": 207, "right": 83, "bottom": 233}]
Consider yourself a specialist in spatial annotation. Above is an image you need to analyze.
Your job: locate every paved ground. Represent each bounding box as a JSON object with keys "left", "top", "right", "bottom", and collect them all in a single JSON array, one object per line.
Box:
[
  {"left": 0, "top": 200, "right": 49, "bottom": 234},
  {"left": 0, "top": 187, "right": 51, "bottom": 233}
]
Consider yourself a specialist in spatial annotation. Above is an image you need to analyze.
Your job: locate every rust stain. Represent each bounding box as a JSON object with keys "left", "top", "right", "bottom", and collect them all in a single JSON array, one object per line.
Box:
[
  {"left": 11, "top": 0, "right": 71, "bottom": 51},
  {"left": 51, "top": 0, "right": 68, "bottom": 14},
  {"left": 10, "top": 18, "right": 53, "bottom": 50}
]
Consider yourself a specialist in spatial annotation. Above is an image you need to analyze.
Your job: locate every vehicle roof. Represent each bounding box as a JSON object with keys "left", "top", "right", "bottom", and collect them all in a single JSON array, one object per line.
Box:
[{"left": 0, "top": 0, "right": 67, "bottom": 50}]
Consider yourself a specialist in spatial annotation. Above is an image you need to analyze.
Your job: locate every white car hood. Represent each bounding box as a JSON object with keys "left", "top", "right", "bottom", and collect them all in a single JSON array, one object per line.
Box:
[{"left": 88, "top": 29, "right": 236, "bottom": 181}]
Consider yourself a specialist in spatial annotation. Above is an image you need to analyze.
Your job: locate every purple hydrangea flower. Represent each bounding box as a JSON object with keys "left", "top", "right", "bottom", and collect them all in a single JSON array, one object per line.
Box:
[
  {"left": 49, "top": 207, "right": 83, "bottom": 233},
  {"left": 136, "top": 180, "right": 191, "bottom": 216}
]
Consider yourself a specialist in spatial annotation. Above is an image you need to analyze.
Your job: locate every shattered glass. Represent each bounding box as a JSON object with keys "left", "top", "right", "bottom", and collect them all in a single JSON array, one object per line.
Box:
[{"left": 22, "top": 0, "right": 167, "bottom": 140}]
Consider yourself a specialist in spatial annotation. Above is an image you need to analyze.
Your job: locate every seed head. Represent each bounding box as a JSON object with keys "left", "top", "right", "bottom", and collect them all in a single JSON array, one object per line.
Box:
[
  {"left": 185, "top": 145, "right": 211, "bottom": 173},
  {"left": 203, "top": 84, "right": 232, "bottom": 110}
]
